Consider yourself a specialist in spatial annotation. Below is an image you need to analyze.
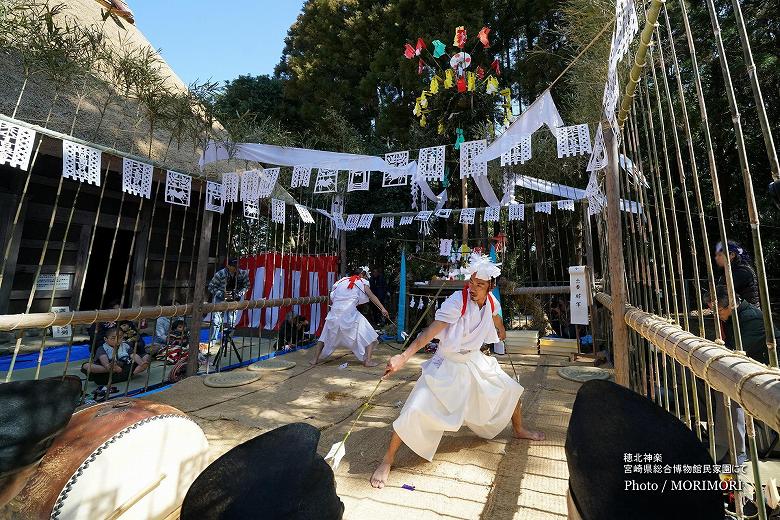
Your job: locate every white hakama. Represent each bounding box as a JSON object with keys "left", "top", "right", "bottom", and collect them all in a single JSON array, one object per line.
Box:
[
  {"left": 393, "top": 288, "right": 523, "bottom": 461},
  {"left": 318, "top": 277, "right": 378, "bottom": 362}
]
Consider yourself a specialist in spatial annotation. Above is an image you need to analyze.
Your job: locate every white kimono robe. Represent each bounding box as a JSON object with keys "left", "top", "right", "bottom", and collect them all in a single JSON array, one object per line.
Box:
[
  {"left": 393, "top": 287, "right": 524, "bottom": 461},
  {"left": 318, "top": 276, "right": 378, "bottom": 361}
]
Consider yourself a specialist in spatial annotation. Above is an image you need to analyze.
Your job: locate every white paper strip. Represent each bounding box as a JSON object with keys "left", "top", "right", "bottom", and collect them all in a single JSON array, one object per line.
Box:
[
  {"left": 358, "top": 213, "right": 374, "bottom": 228},
  {"left": 258, "top": 167, "right": 279, "bottom": 198},
  {"left": 205, "top": 180, "right": 225, "bottom": 213},
  {"left": 165, "top": 170, "right": 191, "bottom": 206},
  {"left": 483, "top": 206, "right": 500, "bottom": 222},
  {"left": 380, "top": 216, "right": 395, "bottom": 228},
  {"left": 348, "top": 170, "right": 370, "bottom": 192},
  {"left": 295, "top": 204, "right": 315, "bottom": 224},
  {"left": 459, "top": 208, "right": 476, "bottom": 224},
  {"left": 244, "top": 199, "right": 260, "bottom": 220},
  {"left": 586, "top": 125, "right": 608, "bottom": 172},
  {"left": 535, "top": 201, "right": 552, "bottom": 214},
  {"left": 399, "top": 215, "right": 414, "bottom": 225},
  {"left": 557, "top": 199, "right": 575, "bottom": 212},
  {"left": 291, "top": 166, "right": 312, "bottom": 188},
  {"left": 508, "top": 203, "right": 525, "bottom": 221},
  {"left": 63, "top": 141, "right": 101, "bottom": 186},
  {"left": 271, "top": 198, "right": 285, "bottom": 224},
  {"left": 460, "top": 139, "right": 487, "bottom": 178},
  {"left": 121, "top": 158, "right": 153, "bottom": 199},
  {"left": 418, "top": 145, "right": 445, "bottom": 181},
  {"left": 222, "top": 172, "right": 239, "bottom": 202},
  {"left": 500, "top": 136, "right": 532, "bottom": 166},
  {"left": 435, "top": 208, "right": 452, "bottom": 218},
  {"left": 439, "top": 239, "right": 453, "bottom": 257},
  {"left": 314, "top": 168, "right": 338, "bottom": 193},
  {"left": 0, "top": 121, "right": 35, "bottom": 171},
  {"left": 569, "top": 266, "right": 590, "bottom": 325}
]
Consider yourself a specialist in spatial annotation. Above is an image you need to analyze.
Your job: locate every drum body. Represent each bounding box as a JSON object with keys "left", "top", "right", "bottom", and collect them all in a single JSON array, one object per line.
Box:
[{"left": 12, "top": 399, "right": 209, "bottom": 520}]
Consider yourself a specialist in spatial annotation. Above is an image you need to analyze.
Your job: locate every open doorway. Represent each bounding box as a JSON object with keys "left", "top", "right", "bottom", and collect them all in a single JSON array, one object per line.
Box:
[{"left": 80, "top": 228, "right": 135, "bottom": 310}]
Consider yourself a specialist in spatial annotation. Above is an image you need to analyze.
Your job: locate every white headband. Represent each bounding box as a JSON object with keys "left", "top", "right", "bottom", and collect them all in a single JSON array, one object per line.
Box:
[{"left": 466, "top": 253, "right": 501, "bottom": 280}]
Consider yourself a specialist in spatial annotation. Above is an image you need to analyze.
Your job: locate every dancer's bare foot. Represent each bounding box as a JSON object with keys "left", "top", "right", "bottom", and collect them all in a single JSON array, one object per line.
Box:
[
  {"left": 513, "top": 427, "right": 545, "bottom": 441},
  {"left": 309, "top": 358, "right": 319, "bottom": 366},
  {"left": 370, "top": 461, "right": 392, "bottom": 489},
  {"left": 363, "top": 360, "right": 379, "bottom": 367}
]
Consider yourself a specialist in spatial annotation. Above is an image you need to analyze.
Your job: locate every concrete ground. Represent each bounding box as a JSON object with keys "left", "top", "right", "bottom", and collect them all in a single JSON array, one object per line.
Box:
[{"left": 144, "top": 343, "right": 598, "bottom": 519}]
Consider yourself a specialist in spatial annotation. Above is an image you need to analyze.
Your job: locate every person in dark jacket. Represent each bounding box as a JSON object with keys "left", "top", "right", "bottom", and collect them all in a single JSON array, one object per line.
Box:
[
  {"left": 714, "top": 241, "right": 759, "bottom": 306},
  {"left": 368, "top": 268, "right": 389, "bottom": 327}
]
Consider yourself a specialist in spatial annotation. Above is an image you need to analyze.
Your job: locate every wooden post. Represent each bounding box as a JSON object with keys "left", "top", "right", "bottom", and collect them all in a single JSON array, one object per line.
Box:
[
  {"left": 582, "top": 200, "right": 599, "bottom": 353},
  {"left": 131, "top": 201, "right": 153, "bottom": 307},
  {"left": 604, "top": 125, "right": 630, "bottom": 387},
  {"left": 186, "top": 210, "right": 214, "bottom": 377},
  {"left": 0, "top": 195, "right": 26, "bottom": 315},
  {"left": 461, "top": 177, "right": 468, "bottom": 243}
]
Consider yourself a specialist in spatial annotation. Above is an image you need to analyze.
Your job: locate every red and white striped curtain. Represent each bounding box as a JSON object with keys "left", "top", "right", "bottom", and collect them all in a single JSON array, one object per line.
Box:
[{"left": 236, "top": 254, "right": 338, "bottom": 335}]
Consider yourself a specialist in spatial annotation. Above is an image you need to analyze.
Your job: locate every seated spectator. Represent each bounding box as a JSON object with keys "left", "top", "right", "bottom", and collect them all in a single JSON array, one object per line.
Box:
[
  {"left": 278, "top": 313, "right": 310, "bottom": 352},
  {"left": 80, "top": 327, "right": 150, "bottom": 385},
  {"left": 160, "top": 319, "right": 190, "bottom": 364},
  {"left": 87, "top": 300, "right": 151, "bottom": 359}
]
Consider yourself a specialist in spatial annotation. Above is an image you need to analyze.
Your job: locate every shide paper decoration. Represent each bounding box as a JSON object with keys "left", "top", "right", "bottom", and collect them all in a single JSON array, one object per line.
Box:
[
  {"left": 483, "top": 206, "right": 500, "bottom": 222},
  {"left": 415, "top": 210, "right": 433, "bottom": 222},
  {"left": 345, "top": 214, "right": 360, "bottom": 231},
  {"left": 383, "top": 151, "right": 410, "bottom": 187},
  {"left": 440, "top": 239, "right": 453, "bottom": 257},
  {"left": 358, "top": 213, "right": 374, "bottom": 228},
  {"left": 240, "top": 169, "right": 261, "bottom": 201},
  {"left": 500, "top": 136, "right": 532, "bottom": 166},
  {"left": 459, "top": 208, "right": 476, "bottom": 224},
  {"left": 435, "top": 208, "right": 452, "bottom": 218},
  {"left": 348, "top": 170, "right": 371, "bottom": 192},
  {"left": 63, "top": 141, "right": 101, "bottom": 186},
  {"left": 295, "top": 204, "right": 315, "bottom": 224},
  {"left": 0, "top": 121, "right": 35, "bottom": 171},
  {"left": 121, "top": 158, "right": 153, "bottom": 199},
  {"left": 381, "top": 216, "right": 395, "bottom": 228},
  {"left": 271, "top": 198, "right": 286, "bottom": 224},
  {"left": 557, "top": 199, "right": 575, "bottom": 212},
  {"left": 244, "top": 199, "right": 260, "bottom": 220},
  {"left": 535, "top": 201, "right": 552, "bottom": 215},
  {"left": 205, "top": 180, "right": 225, "bottom": 213},
  {"left": 459, "top": 140, "right": 487, "bottom": 178},
  {"left": 508, "top": 203, "right": 525, "bottom": 221},
  {"left": 314, "top": 168, "right": 338, "bottom": 193},
  {"left": 556, "top": 124, "right": 592, "bottom": 158},
  {"left": 165, "top": 170, "right": 191, "bottom": 207},
  {"left": 586, "top": 125, "right": 608, "bottom": 172},
  {"left": 399, "top": 215, "right": 414, "bottom": 226},
  {"left": 223, "top": 172, "right": 239, "bottom": 202},
  {"left": 611, "top": 0, "right": 639, "bottom": 69},
  {"left": 418, "top": 145, "right": 446, "bottom": 181},
  {"left": 258, "top": 167, "right": 279, "bottom": 198},
  {"left": 291, "top": 165, "right": 312, "bottom": 188}
]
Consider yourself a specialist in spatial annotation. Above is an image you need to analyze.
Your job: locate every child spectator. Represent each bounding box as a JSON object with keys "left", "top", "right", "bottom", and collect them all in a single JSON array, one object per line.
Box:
[
  {"left": 277, "top": 314, "right": 310, "bottom": 352},
  {"left": 162, "top": 320, "right": 190, "bottom": 364},
  {"left": 80, "top": 326, "right": 150, "bottom": 384}
]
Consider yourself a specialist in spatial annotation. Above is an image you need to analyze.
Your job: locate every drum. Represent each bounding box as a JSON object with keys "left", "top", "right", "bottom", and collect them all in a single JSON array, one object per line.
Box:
[{"left": 11, "top": 399, "right": 209, "bottom": 520}]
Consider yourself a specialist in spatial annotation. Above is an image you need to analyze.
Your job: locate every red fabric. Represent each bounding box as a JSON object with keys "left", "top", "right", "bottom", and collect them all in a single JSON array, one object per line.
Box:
[
  {"left": 404, "top": 43, "right": 415, "bottom": 59},
  {"left": 346, "top": 275, "right": 362, "bottom": 289},
  {"left": 456, "top": 77, "right": 467, "bottom": 93},
  {"left": 476, "top": 66, "right": 485, "bottom": 80},
  {"left": 418, "top": 58, "right": 425, "bottom": 75},
  {"left": 415, "top": 37, "right": 426, "bottom": 55},
  {"left": 460, "top": 284, "right": 495, "bottom": 316},
  {"left": 490, "top": 58, "right": 501, "bottom": 75},
  {"left": 478, "top": 27, "right": 491, "bottom": 48}
]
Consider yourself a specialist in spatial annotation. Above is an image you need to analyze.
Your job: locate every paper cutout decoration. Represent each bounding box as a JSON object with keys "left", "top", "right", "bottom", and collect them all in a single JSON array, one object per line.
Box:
[
  {"left": 466, "top": 71, "right": 476, "bottom": 91},
  {"left": 165, "top": 170, "right": 191, "bottom": 206},
  {"left": 344, "top": 214, "right": 360, "bottom": 231},
  {"left": 558, "top": 199, "right": 575, "bottom": 212},
  {"left": 404, "top": 43, "right": 415, "bottom": 59},
  {"left": 347, "top": 170, "right": 370, "bottom": 192},
  {"left": 223, "top": 172, "right": 239, "bottom": 202},
  {"left": 244, "top": 199, "right": 260, "bottom": 220},
  {"left": 611, "top": 0, "right": 639, "bottom": 68},
  {"left": 415, "top": 37, "right": 426, "bottom": 55},
  {"left": 121, "top": 158, "right": 153, "bottom": 198},
  {"left": 602, "top": 67, "right": 620, "bottom": 122},
  {"left": 291, "top": 166, "right": 312, "bottom": 188},
  {"left": 459, "top": 208, "right": 476, "bottom": 224},
  {"left": 205, "top": 180, "right": 225, "bottom": 213},
  {"left": 586, "top": 125, "right": 608, "bottom": 172},
  {"left": 449, "top": 52, "right": 471, "bottom": 71},
  {"left": 459, "top": 140, "right": 487, "bottom": 178},
  {"left": 258, "top": 167, "right": 279, "bottom": 198},
  {"left": 500, "top": 136, "right": 532, "bottom": 166},
  {"left": 430, "top": 76, "right": 439, "bottom": 94},
  {"left": 314, "top": 168, "right": 338, "bottom": 193},
  {"left": 440, "top": 239, "right": 453, "bottom": 257},
  {"left": 240, "top": 169, "right": 261, "bottom": 201},
  {"left": 490, "top": 58, "right": 501, "bottom": 75},
  {"left": 509, "top": 203, "right": 525, "bottom": 221},
  {"left": 418, "top": 58, "right": 425, "bottom": 75},
  {"left": 417, "top": 297, "right": 424, "bottom": 309},
  {"left": 295, "top": 203, "right": 315, "bottom": 224},
  {"left": 432, "top": 39, "right": 446, "bottom": 58},
  {"left": 0, "top": 121, "right": 35, "bottom": 170},
  {"left": 476, "top": 66, "right": 485, "bottom": 80},
  {"left": 381, "top": 216, "right": 395, "bottom": 228},
  {"left": 444, "top": 69, "right": 454, "bottom": 88},
  {"left": 453, "top": 128, "right": 465, "bottom": 150},
  {"left": 478, "top": 27, "right": 491, "bottom": 47},
  {"left": 270, "top": 198, "right": 285, "bottom": 224},
  {"left": 410, "top": 296, "right": 416, "bottom": 308},
  {"left": 556, "top": 124, "right": 592, "bottom": 158},
  {"left": 358, "top": 213, "right": 374, "bottom": 228},
  {"left": 383, "top": 151, "right": 409, "bottom": 187},
  {"left": 415, "top": 210, "right": 433, "bottom": 222},
  {"left": 62, "top": 141, "right": 101, "bottom": 186},
  {"left": 399, "top": 215, "right": 414, "bottom": 225},
  {"left": 486, "top": 76, "right": 499, "bottom": 94},
  {"left": 332, "top": 214, "right": 346, "bottom": 231},
  {"left": 535, "top": 201, "right": 552, "bottom": 214},
  {"left": 454, "top": 26, "right": 467, "bottom": 48},
  {"left": 418, "top": 145, "right": 446, "bottom": 181},
  {"left": 484, "top": 206, "right": 500, "bottom": 222},
  {"left": 585, "top": 172, "right": 607, "bottom": 216},
  {"left": 456, "top": 76, "right": 467, "bottom": 93},
  {"left": 435, "top": 208, "right": 452, "bottom": 218}
]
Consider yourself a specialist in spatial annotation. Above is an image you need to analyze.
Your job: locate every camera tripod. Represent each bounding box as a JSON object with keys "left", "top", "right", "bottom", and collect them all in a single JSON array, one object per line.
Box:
[{"left": 212, "top": 322, "right": 242, "bottom": 370}]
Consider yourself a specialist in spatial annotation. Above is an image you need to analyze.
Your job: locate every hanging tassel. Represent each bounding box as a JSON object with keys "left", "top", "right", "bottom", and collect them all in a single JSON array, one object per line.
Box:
[
  {"left": 418, "top": 298, "right": 425, "bottom": 310},
  {"left": 410, "top": 296, "right": 416, "bottom": 308}
]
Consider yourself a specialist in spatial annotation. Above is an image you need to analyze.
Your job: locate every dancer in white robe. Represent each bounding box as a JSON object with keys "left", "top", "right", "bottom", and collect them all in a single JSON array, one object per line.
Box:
[
  {"left": 371, "top": 254, "right": 545, "bottom": 488},
  {"left": 310, "top": 268, "right": 389, "bottom": 367}
]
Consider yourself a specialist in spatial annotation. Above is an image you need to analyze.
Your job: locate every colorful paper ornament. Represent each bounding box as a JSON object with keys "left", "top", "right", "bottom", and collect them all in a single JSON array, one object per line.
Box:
[
  {"left": 437, "top": 120, "right": 446, "bottom": 135},
  {"left": 478, "top": 27, "right": 491, "bottom": 47},
  {"left": 420, "top": 114, "right": 427, "bottom": 127},
  {"left": 467, "top": 71, "right": 476, "bottom": 91},
  {"left": 456, "top": 77, "right": 467, "bottom": 93},
  {"left": 404, "top": 43, "right": 415, "bottom": 59},
  {"left": 432, "top": 39, "right": 446, "bottom": 58},
  {"left": 430, "top": 76, "right": 439, "bottom": 94},
  {"left": 415, "top": 37, "right": 426, "bottom": 55},
  {"left": 453, "top": 128, "right": 465, "bottom": 150},
  {"left": 454, "top": 26, "right": 467, "bottom": 48},
  {"left": 418, "top": 58, "right": 425, "bottom": 75},
  {"left": 476, "top": 66, "right": 485, "bottom": 80},
  {"left": 486, "top": 76, "right": 499, "bottom": 94},
  {"left": 449, "top": 52, "right": 471, "bottom": 72},
  {"left": 490, "top": 59, "right": 501, "bottom": 75},
  {"left": 491, "top": 231, "right": 508, "bottom": 253},
  {"left": 444, "top": 69, "right": 454, "bottom": 88}
]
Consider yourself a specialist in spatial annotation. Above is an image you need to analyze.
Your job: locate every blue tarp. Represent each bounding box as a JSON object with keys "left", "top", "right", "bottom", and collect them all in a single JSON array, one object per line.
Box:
[{"left": 397, "top": 250, "right": 407, "bottom": 341}]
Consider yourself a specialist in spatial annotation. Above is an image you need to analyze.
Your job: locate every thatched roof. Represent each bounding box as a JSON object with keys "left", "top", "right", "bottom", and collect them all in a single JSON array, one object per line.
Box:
[{"left": 0, "top": 0, "right": 211, "bottom": 174}]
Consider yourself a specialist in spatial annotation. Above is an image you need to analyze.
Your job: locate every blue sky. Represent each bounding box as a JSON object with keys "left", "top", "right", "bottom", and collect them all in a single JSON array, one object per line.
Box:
[{"left": 131, "top": 1, "right": 305, "bottom": 86}]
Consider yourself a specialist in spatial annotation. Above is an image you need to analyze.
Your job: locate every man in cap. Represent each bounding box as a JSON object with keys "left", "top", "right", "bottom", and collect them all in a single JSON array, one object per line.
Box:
[
  {"left": 208, "top": 258, "right": 250, "bottom": 341},
  {"left": 370, "top": 254, "right": 544, "bottom": 488}
]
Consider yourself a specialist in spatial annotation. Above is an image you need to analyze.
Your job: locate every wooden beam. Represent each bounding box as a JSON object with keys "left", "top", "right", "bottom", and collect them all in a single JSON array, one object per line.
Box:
[
  {"left": 604, "top": 125, "right": 630, "bottom": 387},
  {"left": 186, "top": 210, "right": 214, "bottom": 377}
]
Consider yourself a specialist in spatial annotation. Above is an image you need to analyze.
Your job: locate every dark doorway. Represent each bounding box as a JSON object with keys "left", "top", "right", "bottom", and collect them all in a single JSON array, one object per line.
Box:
[{"left": 80, "top": 228, "right": 135, "bottom": 310}]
